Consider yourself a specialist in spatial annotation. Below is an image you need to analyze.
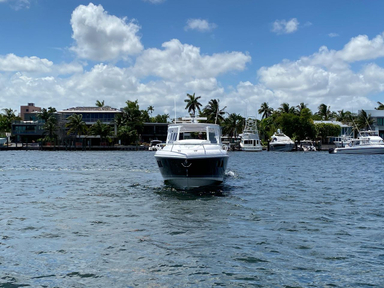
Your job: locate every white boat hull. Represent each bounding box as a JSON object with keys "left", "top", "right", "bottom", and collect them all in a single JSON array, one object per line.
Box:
[
  {"left": 331, "top": 145, "right": 384, "bottom": 154},
  {"left": 240, "top": 145, "right": 262, "bottom": 152},
  {"left": 155, "top": 154, "right": 228, "bottom": 190},
  {"left": 269, "top": 143, "right": 294, "bottom": 151}
]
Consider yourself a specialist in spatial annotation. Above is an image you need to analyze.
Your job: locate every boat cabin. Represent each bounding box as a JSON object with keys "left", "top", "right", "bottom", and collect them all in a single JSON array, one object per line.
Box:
[{"left": 166, "top": 123, "right": 222, "bottom": 145}]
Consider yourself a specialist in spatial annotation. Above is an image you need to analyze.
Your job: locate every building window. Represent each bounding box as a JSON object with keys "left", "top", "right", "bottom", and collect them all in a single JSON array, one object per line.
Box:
[{"left": 377, "top": 118, "right": 384, "bottom": 126}]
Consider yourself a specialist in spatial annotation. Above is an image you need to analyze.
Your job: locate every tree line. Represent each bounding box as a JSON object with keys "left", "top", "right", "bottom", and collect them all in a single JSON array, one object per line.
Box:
[{"left": 1, "top": 97, "right": 382, "bottom": 144}]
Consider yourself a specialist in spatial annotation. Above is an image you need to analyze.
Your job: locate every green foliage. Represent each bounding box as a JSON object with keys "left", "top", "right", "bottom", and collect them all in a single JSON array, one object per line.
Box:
[
  {"left": 315, "top": 123, "right": 341, "bottom": 143},
  {"left": 38, "top": 107, "right": 57, "bottom": 122},
  {"left": 90, "top": 120, "right": 111, "bottom": 141},
  {"left": 258, "top": 102, "right": 274, "bottom": 119},
  {"left": 151, "top": 114, "right": 169, "bottom": 123},
  {"left": 259, "top": 117, "right": 276, "bottom": 141},
  {"left": 375, "top": 101, "right": 384, "bottom": 110},
  {"left": 115, "top": 100, "right": 145, "bottom": 144},
  {"left": 117, "top": 125, "right": 138, "bottom": 145},
  {"left": 42, "top": 116, "right": 58, "bottom": 142},
  {"left": 66, "top": 114, "right": 88, "bottom": 137},
  {"left": 95, "top": 100, "right": 105, "bottom": 107},
  {"left": 222, "top": 113, "right": 244, "bottom": 137},
  {"left": 355, "top": 109, "right": 374, "bottom": 130},
  {"left": 201, "top": 99, "right": 227, "bottom": 124},
  {"left": 0, "top": 108, "right": 20, "bottom": 132}
]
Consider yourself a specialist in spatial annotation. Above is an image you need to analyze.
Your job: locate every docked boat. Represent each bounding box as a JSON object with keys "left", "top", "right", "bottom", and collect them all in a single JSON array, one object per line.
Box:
[
  {"left": 155, "top": 117, "right": 229, "bottom": 190},
  {"left": 239, "top": 118, "right": 262, "bottom": 152},
  {"left": 269, "top": 129, "right": 294, "bottom": 151},
  {"left": 329, "top": 130, "right": 384, "bottom": 154},
  {"left": 0, "top": 138, "right": 6, "bottom": 146},
  {"left": 298, "top": 140, "right": 317, "bottom": 152}
]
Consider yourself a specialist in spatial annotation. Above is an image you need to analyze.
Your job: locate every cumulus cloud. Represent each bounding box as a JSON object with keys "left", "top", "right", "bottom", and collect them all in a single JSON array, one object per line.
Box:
[
  {"left": 70, "top": 3, "right": 143, "bottom": 61},
  {"left": 272, "top": 18, "right": 299, "bottom": 34},
  {"left": 185, "top": 19, "right": 217, "bottom": 32},
  {"left": 133, "top": 39, "right": 251, "bottom": 81},
  {"left": 253, "top": 32, "right": 384, "bottom": 111},
  {"left": 0, "top": 54, "right": 53, "bottom": 73},
  {"left": 337, "top": 33, "right": 384, "bottom": 62}
]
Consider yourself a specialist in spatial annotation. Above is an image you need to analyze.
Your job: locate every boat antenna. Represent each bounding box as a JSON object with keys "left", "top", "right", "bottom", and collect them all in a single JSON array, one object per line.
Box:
[{"left": 174, "top": 98, "right": 177, "bottom": 123}]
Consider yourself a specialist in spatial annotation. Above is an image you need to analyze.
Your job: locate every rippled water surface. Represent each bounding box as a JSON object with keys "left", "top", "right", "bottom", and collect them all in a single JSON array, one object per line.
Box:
[{"left": 1, "top": 150, "right": 384, "bottom": 287}]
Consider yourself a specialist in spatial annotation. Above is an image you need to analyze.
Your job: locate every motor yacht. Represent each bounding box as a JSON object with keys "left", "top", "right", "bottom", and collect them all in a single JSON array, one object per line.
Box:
[
  {"left": 329, "top": 130, "right": 384, "bottom": 154},
  {"left": 269, "top": 129, "right": 294, "bottom": 151},
  {"left": 240, "top": 118, "right": 262, "bottom": 152},
  {"left": 155, "top": 117, "right": 229, "bottom": 190}
]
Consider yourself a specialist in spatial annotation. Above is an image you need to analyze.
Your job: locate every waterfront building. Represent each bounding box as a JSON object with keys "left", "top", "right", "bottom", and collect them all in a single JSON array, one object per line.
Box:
[
  {"left": 58, "top": 106, "right": 122, "bottom": 146},
  {"left": 363, "top": 110, "right": 384, "bottom": 138},
  {"left": 20, "top": 103, "right": 41, "bottom": 120},
  {"left": 141, "top": 123, "right": 168, "bottom": 143}
]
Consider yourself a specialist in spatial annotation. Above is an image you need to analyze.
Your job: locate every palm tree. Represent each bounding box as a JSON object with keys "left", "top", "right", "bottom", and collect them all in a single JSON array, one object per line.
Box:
[
  {"left": 38, "top": 107, "right": 57, "bottom": 122},
  {"left": 336, "top": 109, "right": 353, "bottom": 124},
  {"left": 296, "top": 102, "right": 308, "bottom": 115},
  {"left": 184, "top": 93, "right": 202, "bottom": 117},
  {"left": 66, "top": 114, "right": 88, "bottom": 140},
  {"left": 258, "top": 102, "right": 274, "bottom": 119},
  {"left": 42, "top": 116, "right": 58, "bottom": 143},
  {"left": 201, "top": 99, "right": 227, "bottom": 124},
  {"left": 356, "top": 110, "right": 374, "bottom": 130},
  {"left": 96, "top": 100, "right": 105, "bottom": 107},
  {"left": 223, "top": 113, "right": 244, "bottom": 138},
  {"left": 90, "top": 120, "right": 111, "bottom": 143},
  {"left": 375, "top": 101, "right": 384, "bottom": 110},
  {"left": 278, "top": 103, "right": 296, "bottom": 114},
  {"left": 147, "top": 105, "right": 154, "bottom": 117},
  {"left": 316, "top": 103, "right": 335, "bottom": 120}
]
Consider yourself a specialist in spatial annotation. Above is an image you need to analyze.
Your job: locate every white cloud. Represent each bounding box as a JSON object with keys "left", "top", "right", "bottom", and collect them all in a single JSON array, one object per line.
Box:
[
  {"left": 272, "top": 18, "right": 299, "bottom": 34},
  {"left": 328, "top": 33, "right": 339, "bottom": 38},
  {"left": 185, "top": 19, "right": 217, "bottom": 32},
  {"left": 0, "top": 54, "right": 53, "bottom": 73},
  {"left": 253, "top": 32, "right": 384, "bottom": 111},
  {"left": 3, "top": 4, "right": 384, "bottom": 117},
  {"left": 70, "top": 3, "right": 143, "bottom": 61},
  {"left": 337, "top": 33, "right": 384, "bottom": 62},
  {"left": 133, "top": 39, "right": 251, "bottom": 81}
]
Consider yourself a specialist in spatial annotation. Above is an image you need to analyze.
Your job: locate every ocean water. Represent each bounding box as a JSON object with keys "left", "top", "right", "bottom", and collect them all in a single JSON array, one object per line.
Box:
[{"left": 0, "top": 150, "right": 384, "bottom": 287}]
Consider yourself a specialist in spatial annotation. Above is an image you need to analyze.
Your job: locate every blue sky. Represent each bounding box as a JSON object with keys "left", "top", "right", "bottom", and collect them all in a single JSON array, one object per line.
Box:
[{"left": 1, "top": 0, "right": 384, "bottom": 117}]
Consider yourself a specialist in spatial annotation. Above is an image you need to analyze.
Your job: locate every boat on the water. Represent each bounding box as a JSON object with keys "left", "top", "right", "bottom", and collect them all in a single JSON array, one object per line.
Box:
[
  {"left": 329, "top": 130, "right": 384, "bottom": 154},
  {"left": 155, "top": 117, "right": 229, "bottom": 190},
  {"left": 298, "top": 140, "right": 317, "bottom": 152},
  {"left": 240, "top": 118, "right": 262, "bottom": 152},
  {"left": 269, "top": 129, "right": 294, "bottom": 151},
  {"left": 0, "top": 138, "right": 7, "bottom": 146}
]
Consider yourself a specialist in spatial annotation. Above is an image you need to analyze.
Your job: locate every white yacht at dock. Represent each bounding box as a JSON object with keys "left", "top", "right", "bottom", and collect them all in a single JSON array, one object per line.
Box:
[
  {"left": 154, "top": 117, "right": 229, "bottom": 190},
  {"left": 240, "top": 118, "right": 262, "bottom": 152},
  {"left": 269, "top": 129, "right": 294, "bottom": 151},
  {"left": 329, "top": 130, "right": 384, "bottom": 154}
]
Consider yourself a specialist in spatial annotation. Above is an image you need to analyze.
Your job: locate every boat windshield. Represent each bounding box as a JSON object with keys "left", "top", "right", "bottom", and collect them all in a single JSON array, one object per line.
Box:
[{"left": 166, "top": 124, "right": 221, "bottom": 144}]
